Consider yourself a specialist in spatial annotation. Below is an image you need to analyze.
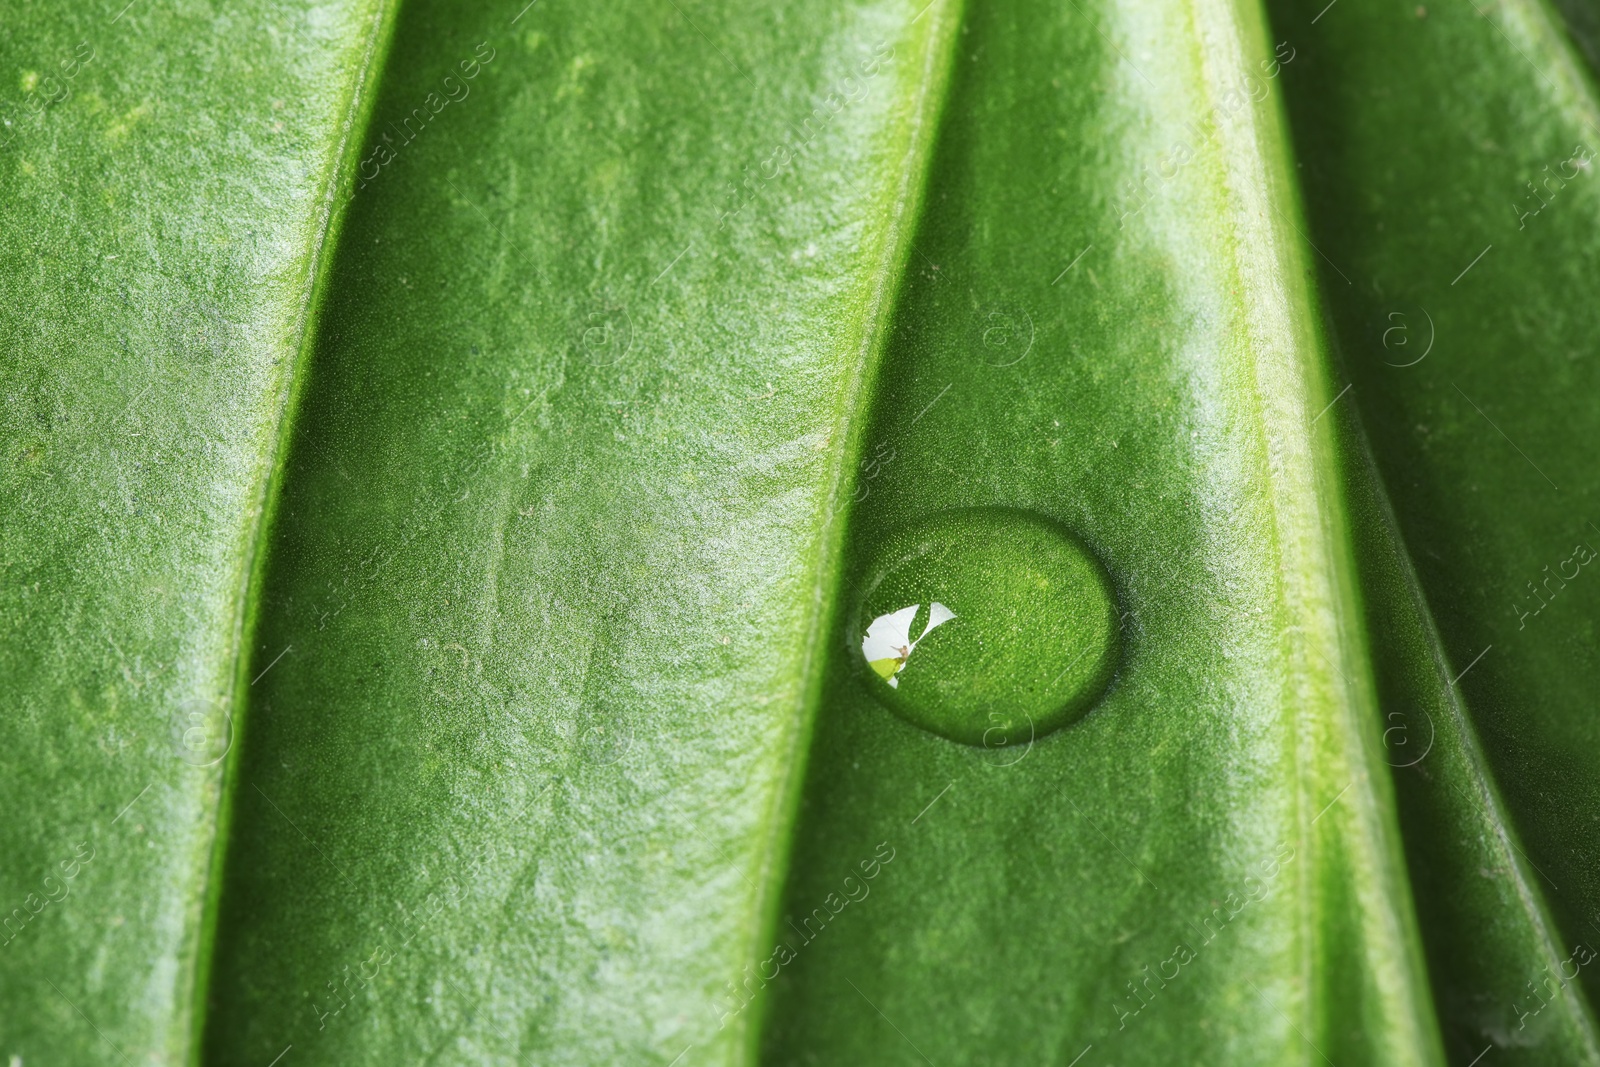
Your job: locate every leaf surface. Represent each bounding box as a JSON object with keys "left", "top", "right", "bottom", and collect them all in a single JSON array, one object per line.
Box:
[
  {"left": 1271, "top": 0, "right": 1600, "bottom": 1054},
  {"left": 0, "top": 1, "right": 390, "bottom": 1060},
  {"left": 202, "top": 0, "right": 959, "bottom": 1063},
  {"left": 761, "top": 0, "right": 1443, "bottom": 1062},
  {"left": 3, "top": 0, "right": 1600, "bottom": 1063}
]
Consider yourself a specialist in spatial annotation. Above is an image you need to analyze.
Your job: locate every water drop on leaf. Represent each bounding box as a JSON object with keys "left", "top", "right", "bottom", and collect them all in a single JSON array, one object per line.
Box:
[{"left": 853, "top": 508, "right": 1120, "bottom": 746}]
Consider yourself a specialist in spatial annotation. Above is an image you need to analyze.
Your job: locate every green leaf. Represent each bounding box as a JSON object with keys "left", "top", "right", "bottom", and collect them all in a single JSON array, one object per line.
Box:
[
  {"left": 0, "top": 0, "right": 393, "bottom": 1060},
  {"left": 203, "top": 2, "right": 962, "bottom": 1063},
  {"left": 3, "top": 0, "right": 1599, "bottom": 1062},
  {"left": 762, "top": 0, "right": 1444, "bottom": 1060},
  {"left": 1274, "top": 0, "right": 1600, "bottom": 1056}
]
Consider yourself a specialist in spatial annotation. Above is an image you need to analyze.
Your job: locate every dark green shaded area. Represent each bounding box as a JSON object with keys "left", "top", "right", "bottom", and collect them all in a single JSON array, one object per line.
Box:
[{"left": 1270, "top": 0, "right": 1600, "bottom": 1055}]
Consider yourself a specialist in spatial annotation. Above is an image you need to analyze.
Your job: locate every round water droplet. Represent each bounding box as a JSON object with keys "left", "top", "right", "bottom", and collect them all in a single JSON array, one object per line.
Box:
[{"left": 853, "top": 508, "right": 1119, "bottom": 747}]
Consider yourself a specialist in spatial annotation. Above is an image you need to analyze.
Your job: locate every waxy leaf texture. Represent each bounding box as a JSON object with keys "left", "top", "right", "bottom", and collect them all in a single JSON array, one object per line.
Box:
[{"left": 3, "top": 0, "right": 1599, "bottom": 1063}]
